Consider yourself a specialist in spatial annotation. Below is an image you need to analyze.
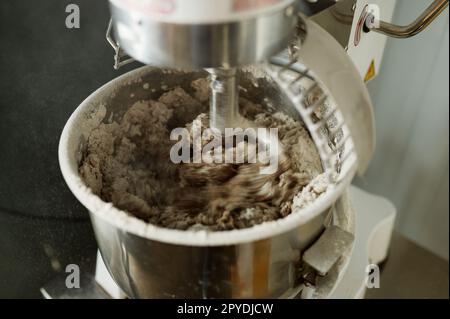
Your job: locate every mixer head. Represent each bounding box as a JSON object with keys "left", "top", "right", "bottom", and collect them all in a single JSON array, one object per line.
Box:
[{"left": 108, "top": 0, "right": 298, "bottom": 69}]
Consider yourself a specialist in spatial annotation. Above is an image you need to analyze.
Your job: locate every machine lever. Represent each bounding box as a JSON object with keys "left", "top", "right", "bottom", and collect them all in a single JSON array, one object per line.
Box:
[{"left": 364, "top": 0, "right": 448, "bottom": 38}]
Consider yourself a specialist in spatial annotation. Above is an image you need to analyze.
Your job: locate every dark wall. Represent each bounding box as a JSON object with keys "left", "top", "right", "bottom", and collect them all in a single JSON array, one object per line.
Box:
[{"left": 0, "top": 0, "right": 136, "bottom": 298}]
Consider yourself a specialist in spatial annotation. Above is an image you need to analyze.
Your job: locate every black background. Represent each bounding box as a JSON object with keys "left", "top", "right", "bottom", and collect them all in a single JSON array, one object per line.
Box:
[{"left": 0, "top": 0, "right": 138, "bottom": 298}]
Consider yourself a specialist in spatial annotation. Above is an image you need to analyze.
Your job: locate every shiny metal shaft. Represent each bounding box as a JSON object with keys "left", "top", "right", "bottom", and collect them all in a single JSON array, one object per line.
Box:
[
  {"left": 208, "top": 68, "right": 239, "bottom": 132},
  {"left": 366, "top": 0, "right": 448, "bottom": 38}
]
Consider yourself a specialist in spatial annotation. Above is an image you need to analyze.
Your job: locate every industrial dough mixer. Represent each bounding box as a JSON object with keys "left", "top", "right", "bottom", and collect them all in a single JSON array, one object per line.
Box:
[{"left": 52, "top": 0, "right": 448, "bottom": 299}]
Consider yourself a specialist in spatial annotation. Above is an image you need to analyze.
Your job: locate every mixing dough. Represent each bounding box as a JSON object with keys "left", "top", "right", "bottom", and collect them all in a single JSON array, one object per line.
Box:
[{"left": 79, "top": 78, "right": 327, "bottom": 231}]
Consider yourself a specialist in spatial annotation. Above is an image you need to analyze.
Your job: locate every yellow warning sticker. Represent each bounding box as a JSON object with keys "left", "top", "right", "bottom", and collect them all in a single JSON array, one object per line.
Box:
[{"left": 364, "top": 60, "right": 376, "bottom": 82}]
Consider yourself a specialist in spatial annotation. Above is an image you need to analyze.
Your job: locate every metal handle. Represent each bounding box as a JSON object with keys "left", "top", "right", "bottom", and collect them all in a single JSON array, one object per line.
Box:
[
  {"left": 365, "top": 0, "right": 448, "bottom": 38},
  {"left": 106, "top": 19, "right": 135, "bottom": 70}
]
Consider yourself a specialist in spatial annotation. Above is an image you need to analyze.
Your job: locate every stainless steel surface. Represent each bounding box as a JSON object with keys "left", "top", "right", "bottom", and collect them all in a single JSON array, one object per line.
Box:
[
  {"left": 365, "top": 0, "right": 449, "bottom": 38},
  {"left": 108, "top": 0, "right": 298, "bottom": 68},
  {"left": 208, "top": 68, "right": 239, "bottom": 131},
  {"left": 311, "top": 0, "right": 357, "bottom": 48},
  {"left": 41, "top": 191, "right": 355, "bottom": 300},
  {"left": 91, "top": 193, "right": 355, "bottom": 299},
  {"left": 41, "top": 232, "right": 449, "bottom": 299},
  {"left": 298, "top": 0, "right": 341, "bottom": 17},
  {"left": 91, "top": 211, "right": 327, "bottom": 298},
  {"left": 303, "top": 225, "right": 354, "bottom": 276}
]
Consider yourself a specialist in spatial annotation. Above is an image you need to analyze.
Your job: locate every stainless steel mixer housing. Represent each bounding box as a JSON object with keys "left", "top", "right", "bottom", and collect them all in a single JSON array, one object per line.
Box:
[{"left": 108, "top": 0, "right": 298, "bottom": 68}]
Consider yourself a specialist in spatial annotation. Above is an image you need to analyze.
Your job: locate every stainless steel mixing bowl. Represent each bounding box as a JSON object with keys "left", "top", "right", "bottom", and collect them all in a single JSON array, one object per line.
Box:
[{"left": 59, "top": 66, "right": 338, "bottom": 298}]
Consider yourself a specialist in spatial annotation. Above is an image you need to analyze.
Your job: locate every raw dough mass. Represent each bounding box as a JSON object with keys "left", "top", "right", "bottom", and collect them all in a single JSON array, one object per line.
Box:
[{"left": 80, "top": 78, "right": 328, "bottom": 231}]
